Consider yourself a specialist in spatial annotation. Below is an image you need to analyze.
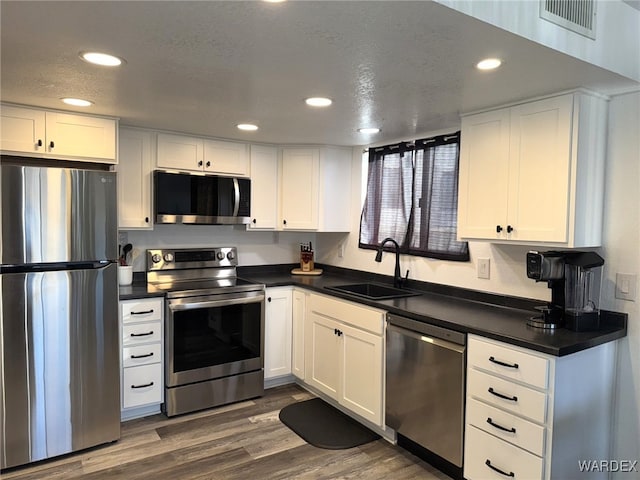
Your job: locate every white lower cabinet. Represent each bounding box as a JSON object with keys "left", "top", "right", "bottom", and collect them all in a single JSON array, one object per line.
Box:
[
  {"left": 305, "top": 293, "right": 385, "bottom": 426},
  {"left": 464, "top": 334, "right": 617, "bottom": 480},
  {"left": 119, "top": 297, "right": 164, "bottom": 420},
  {"left": 264, "top": 287, "right": 293, "bottom": 380}
]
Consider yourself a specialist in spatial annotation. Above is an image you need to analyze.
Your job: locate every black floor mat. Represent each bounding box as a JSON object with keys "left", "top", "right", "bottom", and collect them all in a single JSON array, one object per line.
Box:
[{"left": 279, "top": 398, "right": 380, "bottom": 449}]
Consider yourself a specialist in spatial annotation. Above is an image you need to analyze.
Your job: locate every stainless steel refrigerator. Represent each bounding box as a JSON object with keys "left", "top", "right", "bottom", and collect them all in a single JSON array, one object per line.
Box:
[{"left": 0, "top": 164, "right": 120, "bottom": 469}]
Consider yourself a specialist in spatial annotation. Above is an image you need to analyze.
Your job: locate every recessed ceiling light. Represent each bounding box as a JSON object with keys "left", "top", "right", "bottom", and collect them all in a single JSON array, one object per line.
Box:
[
  {"left": 237, "top": 123, "right": 259, "bottom": 131},
  {"left": 358, "top": 127, "right": 381, "bottom": 134},
  {"left": 61, "top": 98, "right": 93, "bottom": 107},
  {"left": 476, "top": 58, "right": 502, "bottom": 70},
  {"left": 80, "top": 51, "right": 125, "bottom": 67},
  {"left": 305, "top": 97, "right": 333, "bottom": 107},
  {"left": 263, "top": 0, "right": 286, "bottom": 3}
]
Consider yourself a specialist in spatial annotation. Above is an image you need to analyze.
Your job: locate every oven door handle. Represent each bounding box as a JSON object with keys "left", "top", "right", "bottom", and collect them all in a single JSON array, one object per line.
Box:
[{"left": 168, "top": 295, "right": 263, "bottom": 311}]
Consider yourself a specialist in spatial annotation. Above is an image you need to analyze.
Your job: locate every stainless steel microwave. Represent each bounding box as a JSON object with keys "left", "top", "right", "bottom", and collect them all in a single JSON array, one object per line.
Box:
[{"left": 153, "top": 171, "right": 251, "bottom": 225}]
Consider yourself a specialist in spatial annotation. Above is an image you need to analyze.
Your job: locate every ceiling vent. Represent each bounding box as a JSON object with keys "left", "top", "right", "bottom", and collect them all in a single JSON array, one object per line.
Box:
[{"left": 540, "top": 0, "right": 596, "bottom": 39}]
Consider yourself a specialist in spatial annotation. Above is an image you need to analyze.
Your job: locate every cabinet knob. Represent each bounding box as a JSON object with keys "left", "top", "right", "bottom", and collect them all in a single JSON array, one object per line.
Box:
[
  {"left": 506, "top": 225, "right": 514, "bottom": 233},
  {"left": 145, "top": 217, "right": 149, "bottom": 223},
  {"left": 36, "top": 139, "right": 43, "bottom": 147},
  {"left": 283, "top": 219, "right": 287, "bottom": 225},
  {"left": 496, "top": 225, "right": 503, "bottom": 233},
  {"left": 206, "top": 161, "right": 211, "bottom": 167},
  {"left": 252, "top": 219, "right": 257, "bottom": 224},
  {"left": 49, "top": 141, "right": 55, "bottom": 149},
  {"left": 267, "top": 297, "right": 272, "bottom": 302},
  {"left": 198, "top": 160, "right": 203, "bottom": 167}
]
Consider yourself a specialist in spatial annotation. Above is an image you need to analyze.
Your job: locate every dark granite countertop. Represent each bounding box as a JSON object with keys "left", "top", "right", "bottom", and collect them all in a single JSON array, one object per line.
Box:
[{"left": 120, "top": 264, "right": 627, "bottom": 357}]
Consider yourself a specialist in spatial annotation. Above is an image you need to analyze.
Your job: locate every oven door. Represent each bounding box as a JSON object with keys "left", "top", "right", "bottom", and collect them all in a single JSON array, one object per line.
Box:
[{"left": 166, "top": 290, "right": 265, "bottom": 388}]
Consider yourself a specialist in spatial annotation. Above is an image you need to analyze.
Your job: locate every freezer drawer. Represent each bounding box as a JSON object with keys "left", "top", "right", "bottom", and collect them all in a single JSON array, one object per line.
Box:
[{"left": 0, "top": 264, "right": 120, "bottom": 469}]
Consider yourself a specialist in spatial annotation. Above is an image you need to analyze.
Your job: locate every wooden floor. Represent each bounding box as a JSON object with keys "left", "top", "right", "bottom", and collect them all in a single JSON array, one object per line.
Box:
[{"left": 2, "top": 384, "right": 452, "bottom": 480}]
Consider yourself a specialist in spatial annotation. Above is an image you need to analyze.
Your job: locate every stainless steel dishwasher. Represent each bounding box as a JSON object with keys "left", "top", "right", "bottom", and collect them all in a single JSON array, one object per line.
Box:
[{"left": 386, "top": 313, "right": 466, "bottom": 477}]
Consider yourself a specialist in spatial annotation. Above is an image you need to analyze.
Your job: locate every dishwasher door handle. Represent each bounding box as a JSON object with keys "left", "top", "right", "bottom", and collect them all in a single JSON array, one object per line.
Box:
[{"left": 387, "top": 323, "right": 465, "bottom": 353}]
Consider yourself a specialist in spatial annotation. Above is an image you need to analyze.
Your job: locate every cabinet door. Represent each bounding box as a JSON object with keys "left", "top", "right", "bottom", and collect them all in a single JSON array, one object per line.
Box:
[
  {"left": 156, "top": 133, "right": 204, "bottom": 171},
  {"left": 340, "top": 322, "right": 383, "bottom": 426},
  {"left": 280, "top": 148, "right": 319, "bottom": 230},
  {"left": 0, "top": 105, "right": 46, "bottom": 154},
  {"left": 264, "top": 288, "right": 292, "bottom": 379},
  {"left": 45, "top": 112, "right": 116, "bottom": 162},
  {"left": 204, "top": 139, "right": 249, "bottom": 176},
  {"left": 291, "top": 289, "right": 306, "bottom": 380},
  {"left": 248, "top": 145, "right": 278, "bottom": 230},
  {"left": 507, "top": 95, "right": 573, "bottom": 243},
  {"left": 457, "top": 108, "right": 511, "bottom": 240},
  {"left": 305, "top": 310, "right": 340, "bottom": 399},
  {"left": 118, "top": 129, "right": 153, "bottom": 229}
]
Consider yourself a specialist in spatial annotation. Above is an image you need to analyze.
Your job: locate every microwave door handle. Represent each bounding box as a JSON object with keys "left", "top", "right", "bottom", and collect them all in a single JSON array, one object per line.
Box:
[{"left": 232, "top": 178, "right": 240, "bottom": 217}]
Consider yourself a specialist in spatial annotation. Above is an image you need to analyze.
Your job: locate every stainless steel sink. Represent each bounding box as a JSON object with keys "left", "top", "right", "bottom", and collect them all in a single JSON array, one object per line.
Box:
[{"left": 325, "top": 282, "right": 422, "bottom": 300}]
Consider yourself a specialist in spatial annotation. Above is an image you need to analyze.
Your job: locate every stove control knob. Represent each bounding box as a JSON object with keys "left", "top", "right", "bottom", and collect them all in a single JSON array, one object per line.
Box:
[
  {"left": 151, "top": 253, "right": 162, "bottom": 263},
  {"left": 216, "top": 251, "right": 226, "bottom": 260},
  {"left": 226, "top": 251, "right": 235, "bottom": 261},
  {"left": 163, "top": 253, "right": 174, "bottom": 263}
]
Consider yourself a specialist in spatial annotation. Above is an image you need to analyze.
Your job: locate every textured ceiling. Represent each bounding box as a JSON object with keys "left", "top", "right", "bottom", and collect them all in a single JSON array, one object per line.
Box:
[{"left": 1, "top": 1, "right": 637, "bottom": 146}]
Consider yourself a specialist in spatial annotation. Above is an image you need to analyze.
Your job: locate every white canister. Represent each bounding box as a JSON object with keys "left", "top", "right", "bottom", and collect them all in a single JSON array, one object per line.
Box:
[{"left": 118, "top": 265, "right": 133, "bottom": 286}]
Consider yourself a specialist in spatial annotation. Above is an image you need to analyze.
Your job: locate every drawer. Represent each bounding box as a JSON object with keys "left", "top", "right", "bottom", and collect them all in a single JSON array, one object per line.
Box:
[
  {"left": 464, "top": 425, "right": 544, "bottom": 480},
  {"left": 122, "top": 363, "right": 163, "bottom": 409},
  {"left": 122, "top": 343, "right": 162, "bottom": 368},
  {"left": 121, "top": 298, "right": 163, "bottom": 324},
  {"left": 309, "top": 293, "right": 385, "bottom": 335},
  {"left": 122, "top": 321, "right": 162, "bottom": 347},
  {"left": 466, "top": 397, "right": 546, "bottom": 456},
  {"left": 468, "top": 336, "right": 549, "bottom": 389},
  {"left": 467, "top": 369, "right": 547, "bottom": 424}
]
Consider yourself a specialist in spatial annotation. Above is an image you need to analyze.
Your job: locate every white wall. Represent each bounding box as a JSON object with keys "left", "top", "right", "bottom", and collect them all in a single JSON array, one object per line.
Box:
[
  {"left": 435, "top": 0, "right": 640, "bottom": 84},
  {"left": 600, "top": 90, "right": 640, "bottom": 464},
  {"left": 123, "top": 225, "right": 315, "bottom": 272}
]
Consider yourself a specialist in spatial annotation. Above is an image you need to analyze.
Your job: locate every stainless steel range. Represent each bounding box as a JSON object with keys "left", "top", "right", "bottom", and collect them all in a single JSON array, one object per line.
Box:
[{"left": 147, "top": 247, "right": 265, "bottom": 417}]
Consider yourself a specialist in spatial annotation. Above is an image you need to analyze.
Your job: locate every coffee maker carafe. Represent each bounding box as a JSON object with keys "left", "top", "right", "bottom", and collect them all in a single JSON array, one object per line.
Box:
[{"left": 526, "top": 251, "right": 604, "bottom": 331}]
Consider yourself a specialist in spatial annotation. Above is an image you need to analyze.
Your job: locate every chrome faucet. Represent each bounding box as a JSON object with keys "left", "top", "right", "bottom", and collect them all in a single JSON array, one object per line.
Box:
[{"left": 375, "top": 237, "right": 409, "bottom": 288}]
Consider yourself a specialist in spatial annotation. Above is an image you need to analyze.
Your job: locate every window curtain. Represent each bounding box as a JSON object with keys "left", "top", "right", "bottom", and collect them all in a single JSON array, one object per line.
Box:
[{"left": 359, "top": 132, "right": 469, "bottom": 261}]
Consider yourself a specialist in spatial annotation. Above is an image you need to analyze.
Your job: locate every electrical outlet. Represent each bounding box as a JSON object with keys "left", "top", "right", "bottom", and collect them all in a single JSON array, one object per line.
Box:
[
  {"left": 338, "top": 242, "right": 344, "bottom": 258},
  {"left": 477, "top": 258, "right": 490, "bottom": 279},
  {"left": 615, "top": 273, "right": 637, "bottom": 301}
]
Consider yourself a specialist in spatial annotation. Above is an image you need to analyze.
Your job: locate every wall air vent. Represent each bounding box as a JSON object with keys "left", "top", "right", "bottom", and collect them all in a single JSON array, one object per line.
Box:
[{"left": 540, "top": 0, "right": 596, "bottom": 39}]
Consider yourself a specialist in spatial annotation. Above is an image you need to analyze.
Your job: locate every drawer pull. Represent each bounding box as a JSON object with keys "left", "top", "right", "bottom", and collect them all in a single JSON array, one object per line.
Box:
[
  {"left": 131, "top": 381, "right": 154, "bottom": 389},
  {"left": 489, "top": 356, "right": 519, "bottom": 369},
  {"left": 131, "top": 309, "right": 154, "bottom": 315},
  {"left": 485, "top": 459, "right": 515, "bottom": 478},
  {"left": 486, "top": 417, "right": 516, "bottom": 434},
  {"left": 130, "top": 331, "right": 154, "bottom": 337},
  {"left": 130, "top": 352, "right": 154, "bottom": 359},
  {"left": 488, "top": 387, "right": 518, "bottom": 402}
]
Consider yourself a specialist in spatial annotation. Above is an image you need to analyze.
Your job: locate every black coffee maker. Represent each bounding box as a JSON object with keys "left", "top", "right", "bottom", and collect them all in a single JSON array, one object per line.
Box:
[{"left": 526, "top": 250, "right": 604, "bottom": 331}]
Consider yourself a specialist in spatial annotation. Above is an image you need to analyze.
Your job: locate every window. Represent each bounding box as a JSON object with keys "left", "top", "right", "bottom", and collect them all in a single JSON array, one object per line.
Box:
[{"left": 359, "top": 132, "right": 469, "bottom": 261}]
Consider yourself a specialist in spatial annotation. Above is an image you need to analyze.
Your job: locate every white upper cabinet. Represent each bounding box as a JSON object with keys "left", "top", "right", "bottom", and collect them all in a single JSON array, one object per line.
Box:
[
  {"left": 0, "top": 104, "right": 117, "bottom": 163},
  {"left": 156, "top": 132, "right": 249, "bottom": 176},
  {"left": 279, "top": 146, "right": 352, "bottom": 232},
  {"left": 248, "top": 145, "right": 279, "bottom": 230},
  {"left": 118, "top": 128, "right": 154, "bottom": 230},
  {"left": 280, "top": 148, "right": 320, "bottom": 230},
  {"left": 457, "top": 91, "right": 607, "bottom": 247}
]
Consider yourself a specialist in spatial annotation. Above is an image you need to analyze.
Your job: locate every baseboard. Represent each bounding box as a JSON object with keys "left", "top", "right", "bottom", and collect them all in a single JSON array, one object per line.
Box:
[
  {"left": 265, "top": 374, "right": 296, "bottom": 389},
  {"left": 121, "top": 404, "right": 161, "bottom": 422}
]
